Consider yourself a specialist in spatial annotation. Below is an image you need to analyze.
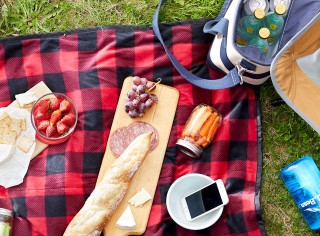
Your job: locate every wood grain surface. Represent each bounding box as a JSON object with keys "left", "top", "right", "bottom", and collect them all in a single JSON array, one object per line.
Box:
[{"left": 96, "top": 77, "right": 179, "bottom": 235}]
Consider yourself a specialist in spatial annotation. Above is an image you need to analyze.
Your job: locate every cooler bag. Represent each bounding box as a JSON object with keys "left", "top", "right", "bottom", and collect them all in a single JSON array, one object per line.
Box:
[
  {"left": 153, "top": 0, "right": 320, "bottom": 133},
  {"left": 270, "top": 12, "right": 320, "bottom": 134},
  {"left": 152, "top": 0, "right": 320, "bottom": 89}
]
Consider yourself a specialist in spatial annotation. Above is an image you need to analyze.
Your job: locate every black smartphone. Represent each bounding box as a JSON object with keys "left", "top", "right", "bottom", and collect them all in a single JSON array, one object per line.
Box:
[{"left": 181, "top": 179, "right": 229, "bottom": 221}]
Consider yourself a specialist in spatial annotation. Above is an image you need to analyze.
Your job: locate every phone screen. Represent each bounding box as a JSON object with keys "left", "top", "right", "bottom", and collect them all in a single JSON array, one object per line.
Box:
[{"left": 185, "top": 183, "right": 223, "bottom": 219}]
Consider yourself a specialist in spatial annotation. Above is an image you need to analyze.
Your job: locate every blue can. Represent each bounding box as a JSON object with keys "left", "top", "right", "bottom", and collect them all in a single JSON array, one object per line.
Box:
[{"left": 281, "top": 156, "right": 320, "bottom": 231}]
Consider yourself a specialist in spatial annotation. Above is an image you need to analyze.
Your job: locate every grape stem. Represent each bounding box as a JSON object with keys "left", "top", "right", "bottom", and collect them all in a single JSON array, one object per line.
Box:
[{"left": 146, "top": 78, "right": 162, "bottom": 92}]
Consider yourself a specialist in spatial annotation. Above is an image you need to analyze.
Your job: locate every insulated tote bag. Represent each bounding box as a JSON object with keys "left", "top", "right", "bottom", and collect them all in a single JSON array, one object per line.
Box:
[{"left": 152, "top": 0, "right": 320, "bottom": 90}]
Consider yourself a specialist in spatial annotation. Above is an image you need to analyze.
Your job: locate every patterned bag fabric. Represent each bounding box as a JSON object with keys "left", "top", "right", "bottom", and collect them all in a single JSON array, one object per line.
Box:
[{"left": 0, "top": 20, "right": 264, "bottom": 235}]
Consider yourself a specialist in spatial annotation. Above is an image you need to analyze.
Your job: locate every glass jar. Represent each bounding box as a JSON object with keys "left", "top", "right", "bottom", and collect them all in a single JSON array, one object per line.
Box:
[
  {"left": 0, "top": 208, "right": 13, "bottom": 236},
  {"left": 176, "top": 104, "right": 222, "bottom": 158}
]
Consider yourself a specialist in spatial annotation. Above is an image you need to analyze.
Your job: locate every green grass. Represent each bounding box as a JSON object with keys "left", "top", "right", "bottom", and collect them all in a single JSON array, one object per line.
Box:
[
  {"left": 260, "top": 81, "right": 320, "bottom": 236},
  {"left": 0, "top": 0, "right": 222, "bottom": 35},
  {"left": 1, "top": 0, "right": 320, "bottom": 235}
]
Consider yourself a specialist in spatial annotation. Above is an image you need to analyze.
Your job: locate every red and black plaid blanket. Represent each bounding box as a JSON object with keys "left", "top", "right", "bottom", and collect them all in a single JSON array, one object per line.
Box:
[{"left": 0, "top": 19, "right": 265, "bottom": 236}]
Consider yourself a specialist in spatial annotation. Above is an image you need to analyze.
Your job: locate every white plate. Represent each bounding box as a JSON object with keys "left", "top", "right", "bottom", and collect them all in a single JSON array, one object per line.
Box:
[{"left": 166, "top": 173, "right": 224, "bottom": 230}]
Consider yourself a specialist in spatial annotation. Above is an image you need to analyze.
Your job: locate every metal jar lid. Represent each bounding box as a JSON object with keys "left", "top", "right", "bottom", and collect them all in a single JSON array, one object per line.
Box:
[
  {"left": 275, "top": 3, "right": 286, "bottom": 15},
  {"left": 176, "top": 139, "right": 202, "bottom": 158},
  {"left": 254, "top": 8, "right": 266, "bottom": 20},
  {"left": 0, "top": 208, "right": 13, "bottom": 218},
  {"left": 259, "top": 27, "right": 271, "bottom": 39}
]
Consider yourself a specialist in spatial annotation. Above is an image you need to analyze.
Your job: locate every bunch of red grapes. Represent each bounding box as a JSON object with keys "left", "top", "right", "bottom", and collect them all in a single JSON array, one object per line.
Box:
[{"left": 125, "top": 76, "right": 159, "bottom": 118}]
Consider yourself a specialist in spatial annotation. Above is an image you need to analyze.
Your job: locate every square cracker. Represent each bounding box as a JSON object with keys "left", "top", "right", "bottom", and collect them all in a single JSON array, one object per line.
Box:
[
  {"left": 20, "top": 118, "right": 26, "bottom": 130},
  {"left": 0, "top": 112, "right": 9, "bottom": 121},
  {"left": 1, "top": 130, "right": 17, "bottom": 145},
  {"left": 10, "top": 118, "right": 22, "bottom": 136},
  {"left": 17, "top": 135, "right": 34, "bottom": 153},
  {"left": 0, "top": 122, "right": 9, "bottom": 131},
  {"left": 1, "top": 115, "right": 12, "bottom": 126}
]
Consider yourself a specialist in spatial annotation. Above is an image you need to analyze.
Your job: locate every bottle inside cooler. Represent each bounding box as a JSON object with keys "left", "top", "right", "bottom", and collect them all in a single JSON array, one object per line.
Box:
[
  {"left": 236, "top": 8, "right": 266, "bottom": 47},
  {"left": 249, "top": 27, "right": 270, "bottom": 54},
  {"left": 264, "top": 4, "right": 286, "bottom": 45}
]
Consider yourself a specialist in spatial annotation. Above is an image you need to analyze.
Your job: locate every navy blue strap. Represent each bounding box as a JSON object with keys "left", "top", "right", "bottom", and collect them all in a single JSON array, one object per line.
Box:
[
  {"left": 204, "top": 18, "right": 229, "bottom": 35},
  {"left": 204, "top": 0, "right": 233, "bottom": 33},
  {"left": 152, "top": 0, "right": 242, "bottom": 90}
]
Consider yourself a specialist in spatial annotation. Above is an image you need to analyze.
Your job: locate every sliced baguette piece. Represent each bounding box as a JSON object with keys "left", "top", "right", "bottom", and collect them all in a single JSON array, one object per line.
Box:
[{"left": 64, "top": 132, "right": 152, "bottom": 236}]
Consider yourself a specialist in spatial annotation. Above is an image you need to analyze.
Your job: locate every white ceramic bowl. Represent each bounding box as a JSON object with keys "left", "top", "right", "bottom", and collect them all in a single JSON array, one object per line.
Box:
[{"left": 166, "top": 173, "right": 224, "bottom": 230}]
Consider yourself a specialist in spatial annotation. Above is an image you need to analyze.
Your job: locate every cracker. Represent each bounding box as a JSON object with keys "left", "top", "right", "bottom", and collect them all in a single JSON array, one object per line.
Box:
[
  {"left": 0, "top": 122, "right": 9, "bottom": 131},
  {"left": 15, "top": 91, "right": 37, "bottom": 108},
  {"left": 0, "top": 112, "right": 9, "bottom": 121},
  {"left": 20, "top": 118, "right": 26, "bottom": 130},
  {"left": 22, "top": 102, "right": 35, "bottom": 109},
  {"left": 10, "top": 118, "right": 22, "bottom": 136},
  {"left": 17, "top": 135, "right": 34, "bottom": 153},
  {"left": 1, "top": 115, "right": 12, "bottom": 126},
  {"left": 1, "top": 130, "right": 17, "bottom": 145}
]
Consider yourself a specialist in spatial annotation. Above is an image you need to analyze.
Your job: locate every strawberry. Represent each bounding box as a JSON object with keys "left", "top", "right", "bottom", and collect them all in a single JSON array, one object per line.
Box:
[
  {"left": 50, "top": 110, "right": 62, "bottom": 125},
  {"left": 46, "top": 125, "right": 57, "bottom": 137},
  {"left": 49, "top": 98, "right": 61, "bottom": 111},
  {"left": 37, "top": 100, "right": 49, "bottom": 113},
  {"left": 61, "top": 113, "right": 76, "bottom": 127},
  {"left": 35, "top": 110, "right": 51, "bottom": 122},
  {"left": 60, "top": 99, "right": 71, "bottom": 113},
  {"left": 56, "top": 121, "right": 70, "bottom": 134},
  {"left": 37, "top": 120, "right": 50, "bottom": 131}
]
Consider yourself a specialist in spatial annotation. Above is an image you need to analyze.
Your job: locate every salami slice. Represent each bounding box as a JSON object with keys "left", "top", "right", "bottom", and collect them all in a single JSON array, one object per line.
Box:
[{"left": 109, "top": 121, "right": 159, "bottom": 157}]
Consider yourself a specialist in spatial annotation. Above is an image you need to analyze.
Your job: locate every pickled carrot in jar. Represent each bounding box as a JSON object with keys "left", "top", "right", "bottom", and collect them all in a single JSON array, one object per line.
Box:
[{"left": 176, "top": 104, "right": 222, "bottom": 158}]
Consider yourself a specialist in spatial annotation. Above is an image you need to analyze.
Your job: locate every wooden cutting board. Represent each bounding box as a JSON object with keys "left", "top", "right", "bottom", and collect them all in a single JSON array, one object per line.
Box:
[
  {"left": 96, "top": 77, "right": 179, "bottom": 235},
  {"left": 8, "top": 81, "right": 51, "bottom": 159}
]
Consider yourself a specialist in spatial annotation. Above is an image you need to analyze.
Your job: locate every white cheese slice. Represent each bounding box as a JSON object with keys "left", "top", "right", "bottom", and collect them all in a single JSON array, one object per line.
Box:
[
  {"left": 116, "top": 206, "right": 136, "bottom": 230},
  {"left": 0, "top": 144, "right": 15, "bottom": 165},
  {"left": 15, "top": 91, "right": 37, "bottom": 107},
  {"left": 128, "top": 188, "right": 152, "bottom": 207}
]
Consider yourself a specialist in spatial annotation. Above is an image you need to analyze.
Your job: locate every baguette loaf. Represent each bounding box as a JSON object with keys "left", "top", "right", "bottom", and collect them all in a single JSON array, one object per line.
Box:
[{"left": 64, "top": 132, "right": 152, "bottom": 236}]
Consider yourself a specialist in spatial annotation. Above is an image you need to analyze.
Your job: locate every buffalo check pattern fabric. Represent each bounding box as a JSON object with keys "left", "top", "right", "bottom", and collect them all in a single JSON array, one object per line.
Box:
[{"left": 0, "top": 19, "right": 265, "bottom": 235}]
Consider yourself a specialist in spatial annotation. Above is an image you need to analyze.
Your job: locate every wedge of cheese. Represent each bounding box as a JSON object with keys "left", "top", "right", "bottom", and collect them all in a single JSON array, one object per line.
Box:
[
  {"left": 0, "top": 144, "right": 15, "bottom": 165},
  {"left": 128, "top": 188, "right": 151, "bottom": 207},
  {"left": 116, "top": 206, "right": 136, "bottom": 230}
]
